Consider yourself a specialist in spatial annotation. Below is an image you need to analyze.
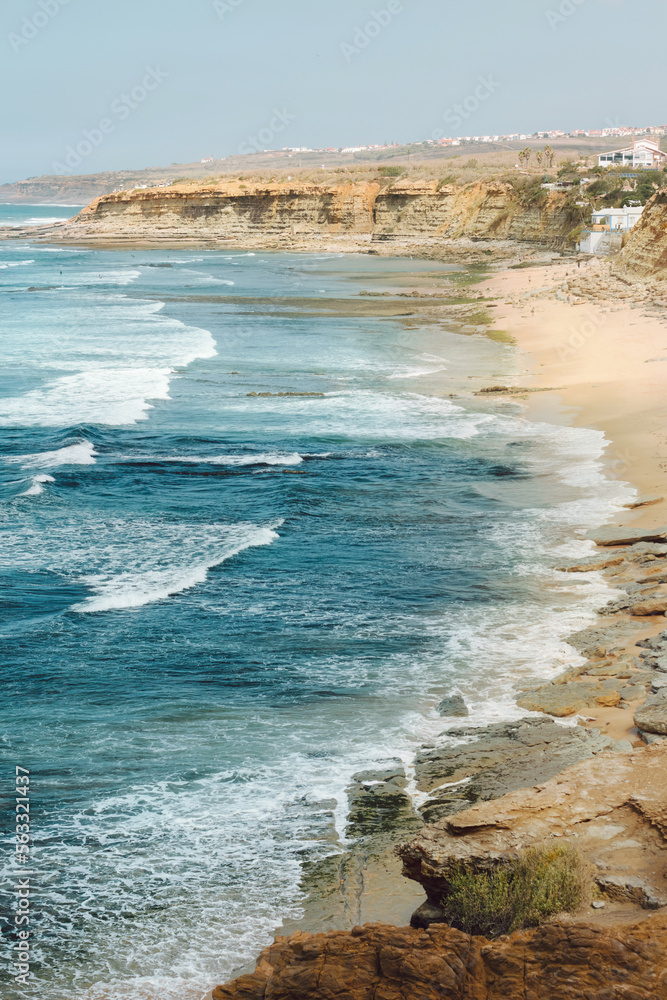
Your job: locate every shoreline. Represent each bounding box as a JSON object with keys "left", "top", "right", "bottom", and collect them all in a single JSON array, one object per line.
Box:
[
  {"left": 480, "top": 258, "right": 667, "bottom": 527},
  {"left": 13, "top": 233, "right": 667, "bottom": 997},
  {"left": 234, "top": 252, "right": 667, "bottom": 959},
  {"left": 250, "top": 251, "right": 667, "bottom": 972}
]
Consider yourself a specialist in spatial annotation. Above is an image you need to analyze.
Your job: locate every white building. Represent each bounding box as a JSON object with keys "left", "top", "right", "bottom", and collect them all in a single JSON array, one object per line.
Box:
[
  {"left": 579, "top": 205, "right": 644, "bottom": 254},
  {"left": 599, "top": 138, "right": 667, "bottom": 169}
]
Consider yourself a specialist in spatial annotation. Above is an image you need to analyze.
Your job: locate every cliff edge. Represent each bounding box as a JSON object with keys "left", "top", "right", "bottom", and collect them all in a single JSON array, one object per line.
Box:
[
  {"left": 5, "top": 179, "right": 580, "bottom": 251},
  {"left": 615, "top": 188, "right": 667, "bottom": 279}
]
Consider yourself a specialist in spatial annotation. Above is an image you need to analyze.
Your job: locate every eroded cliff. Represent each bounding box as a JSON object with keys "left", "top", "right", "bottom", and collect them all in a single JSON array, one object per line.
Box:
[
  {"left": 14, "top": 179, "right": 579, "bottom": 251},
  {"left": 615, "top": 188, "right": 667, "bottom": 279}
]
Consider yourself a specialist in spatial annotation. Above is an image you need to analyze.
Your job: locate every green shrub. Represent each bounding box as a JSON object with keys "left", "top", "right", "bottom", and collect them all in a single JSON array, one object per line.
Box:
[
  {"left": 464, "top": 308, "right": 493, "bottom": 325},
  {"left": 440, "top": 844, "right": 589, "bottom": 938},
  {"left": 378, "top": 165, "right": 405, "bottom": 177},
  {"left": 437, "top": 174, "right": 458, "bottom": 189}
]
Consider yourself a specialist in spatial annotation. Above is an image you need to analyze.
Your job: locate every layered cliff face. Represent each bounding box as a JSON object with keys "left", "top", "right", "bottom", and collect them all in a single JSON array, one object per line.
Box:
[
  {"left": 615, "top": 188, "right": 667, "bottom": 278},
  {"left": 31, "top": 179, "right": 577, "bottom": 249},
  {"left": 212, "top": 918, "right": 667, "bottom": 1000}
]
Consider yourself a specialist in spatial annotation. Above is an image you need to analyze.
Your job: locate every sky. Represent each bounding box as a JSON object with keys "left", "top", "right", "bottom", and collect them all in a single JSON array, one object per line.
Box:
[{"left": 0, "top": 0, "right": 663, "bottom": 184}]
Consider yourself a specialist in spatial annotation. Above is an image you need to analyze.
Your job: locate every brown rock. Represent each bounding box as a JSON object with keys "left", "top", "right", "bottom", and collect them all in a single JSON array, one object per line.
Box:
[
  {"left": 631, "top": 597, "right": 667, "bottom": 616},
  {"left": 516, "top": 681, "right": 605, "bottom": 716},
  {"left": 211, "top": 918, "right": 667, "bottom": 1000},
  {"left": 635, "top": 692, "right": 667, "bottom": 736},
  {"left": 587, "top": 525, "right": 667, "bottom": 547},
  {"left": 399, "top": 744, "right": 667, "bottom": 918},
  {"left": 595, "top": 690, "right": 621, "bottom": 707}
]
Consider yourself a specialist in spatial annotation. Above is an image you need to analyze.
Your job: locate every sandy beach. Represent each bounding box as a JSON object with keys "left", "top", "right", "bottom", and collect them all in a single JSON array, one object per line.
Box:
[{"left": 481, "top": 260, "right": 667, "bottom": 529}]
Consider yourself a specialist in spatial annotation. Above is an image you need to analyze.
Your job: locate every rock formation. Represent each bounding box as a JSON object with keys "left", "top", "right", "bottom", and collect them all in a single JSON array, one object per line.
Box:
[
  {"left": 6, "top": 179, "right": 579, "bottom": 251},
  {"left": 615, "top": 188, "right": 667, "bottom": 279},
  {"left": 211, "top": 917, "right": 667, "bottom": 1000},
  {"left": 413, "top": 716, "right": 615, "bottom": 823},
  {"left": 400, "top": 743, "right": 667, "bottom": 920}
]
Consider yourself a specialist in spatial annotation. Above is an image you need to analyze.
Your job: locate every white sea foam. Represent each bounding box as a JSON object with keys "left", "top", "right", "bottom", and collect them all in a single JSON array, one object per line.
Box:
[
  {"left": 0, "top": 515, "right": 282, "bottom": 612},
  {"left": 16, "top": 218, "right": 70, "bottom": 226},
  {"left": 186, "top": 270, "right": 235, "bottom": 285},
  {"left": 233, "top": 389, "right": 489, "bottom": 441},
  {"left": 30, "top": 246, "right": 90, "bottom": 253},
  {"left": 7, "top": 439, "right": 98, "bottom": 468},
  {"left": 20, "top": 474, "right": 55, "bottom": 496},
  {"left": 386, "top": 366, "right": 447, "bottom": 379},
  {"left": 125, "top": 452, "right": 304, "bottom": 467},
  {"left": 0, "top": 368, "right": 173, "bottom": 427},
  {"left": 1, "top": 291, "right": 217, "bottom": 427},
  {"left": 63, "top": 268, "right": 143, "bottom": 286},
  {"left": 74, "top": 522, "right": 282, "bottom": 612},
  {"left": 0, "top": 259, "right": 35, "bottom": 268}
]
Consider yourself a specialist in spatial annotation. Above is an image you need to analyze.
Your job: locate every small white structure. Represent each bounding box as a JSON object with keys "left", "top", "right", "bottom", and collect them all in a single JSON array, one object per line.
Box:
[
  {"left": 599, "top": 138, "right": 667, "bottom": 169},
  {"left": 578, "top": 205, "right": 644, "bottom": 254}
]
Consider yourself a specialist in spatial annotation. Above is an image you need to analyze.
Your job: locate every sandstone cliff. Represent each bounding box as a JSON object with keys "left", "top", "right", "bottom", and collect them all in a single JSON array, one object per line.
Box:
[
  {"left": 13, "top": 179, "right": 579, "bottom": 251},
  {"left": 615, "top": 188, "right": 667, "bottom": 279}
]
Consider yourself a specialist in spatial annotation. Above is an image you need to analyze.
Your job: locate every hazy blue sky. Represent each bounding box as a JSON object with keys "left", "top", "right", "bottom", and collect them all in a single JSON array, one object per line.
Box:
[{"left": 0, "top": 0, "right": 662, "bottom": 183}]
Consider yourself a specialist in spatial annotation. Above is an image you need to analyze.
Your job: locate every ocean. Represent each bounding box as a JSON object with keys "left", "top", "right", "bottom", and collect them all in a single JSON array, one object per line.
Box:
[{"left": 0, "top": 214, "right": 632, "bottom": 1000}]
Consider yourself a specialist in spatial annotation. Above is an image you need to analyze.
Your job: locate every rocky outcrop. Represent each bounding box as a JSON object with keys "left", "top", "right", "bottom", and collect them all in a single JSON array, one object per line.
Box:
[
  {"left": 346, "top": 763, "right": 422, "bottom": 839},
  {"left": 399, "top": 743, "right": 667, "bottom": 919},
  {"left": 413, "top": 717, "right": 614, "bottom": 823},
  {"left": 615, "top": 188, "right": 667, "bottom": 279},
  {"left": 436, "top": 695, "right": 468, "bottom": 717},
  {"left": 10, "top": 180, "right": 578, "bottom": 250},
  {"left": 587, "top": 525, "right": 667, "bottom": 546},
  {"left": 211, "top": 917, "right": 667, "bottom": 1000}
]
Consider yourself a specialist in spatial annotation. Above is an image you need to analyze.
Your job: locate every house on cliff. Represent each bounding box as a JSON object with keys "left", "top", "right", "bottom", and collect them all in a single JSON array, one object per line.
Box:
[
  {"left": 578, "top": 205, "right": 644, "bottom": 254},
  {"left": 599, "top": 138, "right": 667, "bottom": 169}
]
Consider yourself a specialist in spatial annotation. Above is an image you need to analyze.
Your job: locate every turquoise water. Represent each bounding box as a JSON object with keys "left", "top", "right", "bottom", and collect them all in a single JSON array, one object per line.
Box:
[
  {"left": 0, "top": 235, "right": 629, "bottom": 1000},
  {"left": 0, "top": 204, "right": 82, "bottom": 227}
]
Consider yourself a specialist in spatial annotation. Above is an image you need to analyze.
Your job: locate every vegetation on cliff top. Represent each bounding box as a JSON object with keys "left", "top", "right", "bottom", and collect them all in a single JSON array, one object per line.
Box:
[{"left": 441, "top": 844, "right": 590, "bottom": 938}]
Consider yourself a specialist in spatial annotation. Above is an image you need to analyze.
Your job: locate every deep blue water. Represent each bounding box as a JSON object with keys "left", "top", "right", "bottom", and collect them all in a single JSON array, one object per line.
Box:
[{"left": 0, "top": 234, "right": 629, "bottom": 999}]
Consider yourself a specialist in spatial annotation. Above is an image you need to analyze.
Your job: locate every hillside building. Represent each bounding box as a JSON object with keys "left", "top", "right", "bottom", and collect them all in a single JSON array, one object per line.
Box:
[{"left": 599, "top": 138, "right": 667, "bottom": 169}]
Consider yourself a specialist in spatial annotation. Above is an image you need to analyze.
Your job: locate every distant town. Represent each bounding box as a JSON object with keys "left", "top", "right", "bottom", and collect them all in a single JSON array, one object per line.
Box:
[{"left": 199, "top": 124, "right": 667, "bottom": 162}]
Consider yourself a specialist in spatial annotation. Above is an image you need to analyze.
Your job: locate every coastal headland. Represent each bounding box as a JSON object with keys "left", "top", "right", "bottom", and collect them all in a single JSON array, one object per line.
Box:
[{"left": 11, "top": 178, "right": 667, "bottom": 998}]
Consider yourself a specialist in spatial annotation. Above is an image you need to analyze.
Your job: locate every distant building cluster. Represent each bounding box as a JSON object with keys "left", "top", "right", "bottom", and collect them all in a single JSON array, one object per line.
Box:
[{"left": 199, "top": 126, "right": 667, "bottom": 163}]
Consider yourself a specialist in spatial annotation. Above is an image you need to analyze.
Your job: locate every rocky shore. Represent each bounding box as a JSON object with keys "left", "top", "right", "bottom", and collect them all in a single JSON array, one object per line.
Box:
[
  {"left": 206, "top": 219, "right": 667, "bottom": 998},
  {"left": 210, "top": 518, "right": 667, "bottom": 1000}
]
